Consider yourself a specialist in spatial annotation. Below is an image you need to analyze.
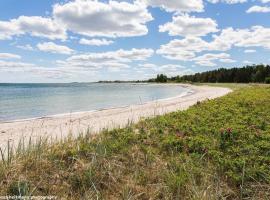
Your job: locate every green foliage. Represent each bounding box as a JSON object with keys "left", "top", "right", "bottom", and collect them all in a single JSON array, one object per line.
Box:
[
  {"left": 0, "top": 85, "right": 270, "bottom": 199},
  {"left": 155, "top": 74, "right": 168, "bottom": 83},
  {"left": 161, "top": 134, "right": 185, "bottom": 153},
  {"left": 8, "top": 181, "right": 30, "bottom": 196},
  {"left": 219, "top": 128, "right": 238, "bottom": 151},
  {"left": 153, "top": 64, "right": 270, "bottom": 83},
  {"left": 265, "top": 77, "right": 270, "bottom": 84}
]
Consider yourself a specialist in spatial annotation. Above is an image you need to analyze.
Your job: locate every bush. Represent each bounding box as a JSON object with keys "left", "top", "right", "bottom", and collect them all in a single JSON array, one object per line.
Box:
[
  {"left": 1, "top": 85, "right": 270, "bottom": 199},
  {"left": 265, "top": 77, "right": 270, "bottom": 84}
]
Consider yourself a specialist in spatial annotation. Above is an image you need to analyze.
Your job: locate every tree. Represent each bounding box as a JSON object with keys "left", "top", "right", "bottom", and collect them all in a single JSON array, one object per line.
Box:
[
  {"left": 156, "top": 74, "right": 168, "bottom": 83},
  {"left": 265, "top": 77, "right": 270, "bottom": 84},
  {"left": 160, "top": 65, "right": 270, "bottom": 84}
]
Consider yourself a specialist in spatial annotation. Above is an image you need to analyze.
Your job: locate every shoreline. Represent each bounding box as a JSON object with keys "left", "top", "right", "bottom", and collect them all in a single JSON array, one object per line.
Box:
[
  {"left": 0, "top": 86, "right": 194, "bottom": 124},
  {"left": 0, "top": 84, "right": 232, "bottom": 151}
]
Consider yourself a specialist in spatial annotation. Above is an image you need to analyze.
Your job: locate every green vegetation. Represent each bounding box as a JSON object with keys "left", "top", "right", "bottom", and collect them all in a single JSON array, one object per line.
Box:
[
  {"left": 194, "top": 83, "right": 251, "bottom": 90},
  {"left": 150, "top": 65, "right": 270, "bottom": 84},
  {"left": 0, "top": 85, "right": 270, "bottom": 199},
  {"left": 266, "top": 77, "right": 270, "bottom": 84},
  {"left": 155, "top": 74, "right": 168, "bottom": 83}
]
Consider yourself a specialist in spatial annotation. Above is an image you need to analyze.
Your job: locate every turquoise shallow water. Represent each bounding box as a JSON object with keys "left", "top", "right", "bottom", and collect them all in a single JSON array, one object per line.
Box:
[{"left": 0, "top": 83, "right": 191, "bottom": 122}]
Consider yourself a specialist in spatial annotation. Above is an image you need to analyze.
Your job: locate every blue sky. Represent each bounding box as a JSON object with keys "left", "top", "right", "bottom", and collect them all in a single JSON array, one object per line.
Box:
[{"left": 0, "top": 0, "right": 269, "bottom": 82}]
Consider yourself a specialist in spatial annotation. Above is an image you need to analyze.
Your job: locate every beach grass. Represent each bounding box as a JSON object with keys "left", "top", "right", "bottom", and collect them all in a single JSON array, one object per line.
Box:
[
  {"left": 192, "top": 82, "right": 252, "bottom": 90},
  {"left": 0, "top": 85, "right": 269, "bottom": 199}
]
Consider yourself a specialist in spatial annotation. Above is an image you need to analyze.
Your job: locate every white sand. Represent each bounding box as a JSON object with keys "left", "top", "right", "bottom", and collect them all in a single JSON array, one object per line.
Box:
[{"left": 0, "top": 84, "right": 232, "bottom": 151}]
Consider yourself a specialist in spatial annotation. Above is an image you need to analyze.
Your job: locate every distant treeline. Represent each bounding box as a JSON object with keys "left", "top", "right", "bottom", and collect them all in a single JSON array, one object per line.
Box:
[{"left": 149, "top": 65, "right": 270, "bottom": 83}]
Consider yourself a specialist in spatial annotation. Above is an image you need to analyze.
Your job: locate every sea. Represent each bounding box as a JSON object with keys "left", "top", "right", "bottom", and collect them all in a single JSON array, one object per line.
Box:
[{"left": 0, "top": 83, "right": 191, "bottom": 122}]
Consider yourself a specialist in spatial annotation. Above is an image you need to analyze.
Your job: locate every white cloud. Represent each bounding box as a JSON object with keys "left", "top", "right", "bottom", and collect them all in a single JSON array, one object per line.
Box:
[
  {"left": 0, "top": 21, "right": 19, "bottom": 40},
  {"left": 16, "top": 16, "right": 66, "bottom": 40},
  {"left": 195, "top": 60, "right": 217, "bottom": 67},
  {"left": 57, "top": 48, "right": 154, "bottom": 71},
  {"left": 159, "top": 15, "right": 218, "bottom": 37},
  {"left": 79, "top": 38, "right": 114, "bottom": 46},
  {"left": 67, "top": 48, "right": 153, "bottom": 63},
  {"left": 156, "top": 37, "right": 222, "bottom": 61},
  {"left": 137, "top": 63, "right": 193, "bottom": 77},
  {"left": 107, "top": 66, "right": 123, "bottom": 72},
  {"left": 139, "top": 63, "right": 158, "bottom": 68},
  {"left": 0, "top": 53, "right": 21, "bottom": 60},
  {"left": 260, "top": 0, "right": 270, "bottom": 3},
  {"left": 0, "top": 60, "right": 35, "bottom": 71},
  {"left": 139, "top": 63, "right": 185, "bottom": 70},
  {"left": 193, "top": 53, "right": 233, "bottom": 66},
  {"left": 232, "top": 26, "right": 270, "bottom": 49},
  {"left": 0, "top": 0, "right": 153, "bottom": 41},
  {"left": 16, "top": 44, "right": 34, "bottom": 51},
  {"left": 158, "top": 26, "right": 270, "bottom": 62},
  {"left": 157, "top": 41, "right": 196, "bottom": 61},
  {"left": 157, "top": 36, "right": 236, "bottom": 66},
  {"left": 141, "top": 0, "right": 204, "bottom": 13},
  {"left": 244, "top": 49, "right": 256, "bottom": 53},
  {"left": 156, "top": 64, "right": 186, "bottom": 72},
  {"left": 0, "top": 59, "right": 95, "bottom": 80},
  {"left": 219, "top": 58, "right": 236, "bottom": 63},
  {"left": 0, "top": 60, "right": 76, "bottom": 79},
  {"left": 243, "top": 60, "right": 253, "bottom": 64},
  {"left": 0, "top": 16, "right": 66, "bottom": 40},
  {"left": 0, "top": 0, "right": 154, "bottom": 41},
  {"left": 173, "top": 69, "right": 195, "bottom": 76},
  {"left": 207, "top": 0, "right": 247, "bottom": 4},
  {"left": 246, "top": 6, "right": 270, "bottom": 13},
  {"left": 53, "top": 0, "right": 153, "bottom": 38},
  {"left": 156, "top": 66, "right": 194, "bottom": 77},
  {"left": 37, "top": 42, "right": 74, "bottom": 55}
]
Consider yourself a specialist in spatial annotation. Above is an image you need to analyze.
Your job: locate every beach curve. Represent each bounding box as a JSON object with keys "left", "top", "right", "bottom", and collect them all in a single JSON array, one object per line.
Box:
[{"left": 0, "top": 84, "right": 232, "bottom": 151}]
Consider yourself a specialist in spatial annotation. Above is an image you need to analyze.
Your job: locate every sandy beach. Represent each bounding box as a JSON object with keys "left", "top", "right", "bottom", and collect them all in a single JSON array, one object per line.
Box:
[{"left": 0, "top": 84, "right": 232, "bottom": 151}]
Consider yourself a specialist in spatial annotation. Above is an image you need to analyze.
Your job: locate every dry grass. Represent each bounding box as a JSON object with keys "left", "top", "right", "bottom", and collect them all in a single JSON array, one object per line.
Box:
[{"left": 0, "top": 85, "right": 269, "bottom": 199}]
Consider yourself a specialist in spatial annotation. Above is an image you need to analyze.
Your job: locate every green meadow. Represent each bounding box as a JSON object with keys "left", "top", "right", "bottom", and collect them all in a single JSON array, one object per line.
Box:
[{"left": 0, "top": 84, "right": 269, "bottom": 199}]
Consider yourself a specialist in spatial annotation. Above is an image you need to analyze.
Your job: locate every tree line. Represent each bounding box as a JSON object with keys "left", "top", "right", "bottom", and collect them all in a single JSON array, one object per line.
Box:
[{"left": 149, "top": 64, "right": 270, "bottom": 83}]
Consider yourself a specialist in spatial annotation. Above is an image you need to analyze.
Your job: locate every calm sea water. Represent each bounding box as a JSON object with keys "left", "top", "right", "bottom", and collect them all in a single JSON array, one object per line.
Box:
[{"left": 0, "top": 83, "right": 191, "bottom": 122}]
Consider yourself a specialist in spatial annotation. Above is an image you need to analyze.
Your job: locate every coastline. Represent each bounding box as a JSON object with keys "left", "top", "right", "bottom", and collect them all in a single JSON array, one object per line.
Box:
[
  {"left": 0, "top": 84, "right": 232, "bottom": 150},
  {"left": 0, "top": 85, "right": 194, "bottom": 124}
]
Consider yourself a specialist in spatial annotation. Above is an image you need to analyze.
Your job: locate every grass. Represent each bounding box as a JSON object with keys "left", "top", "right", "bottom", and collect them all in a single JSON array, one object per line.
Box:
[
  {"left": 193, "top": 82, "right": 253, "bottom": 90},
  {"left": 0, "top": 85, "right": 270, "bottom": 199}
]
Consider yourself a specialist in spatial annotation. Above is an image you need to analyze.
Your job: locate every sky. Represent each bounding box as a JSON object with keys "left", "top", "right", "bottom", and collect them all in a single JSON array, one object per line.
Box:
[{"left": 0, "top": 0, "right": 269, "bottom": 83}]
